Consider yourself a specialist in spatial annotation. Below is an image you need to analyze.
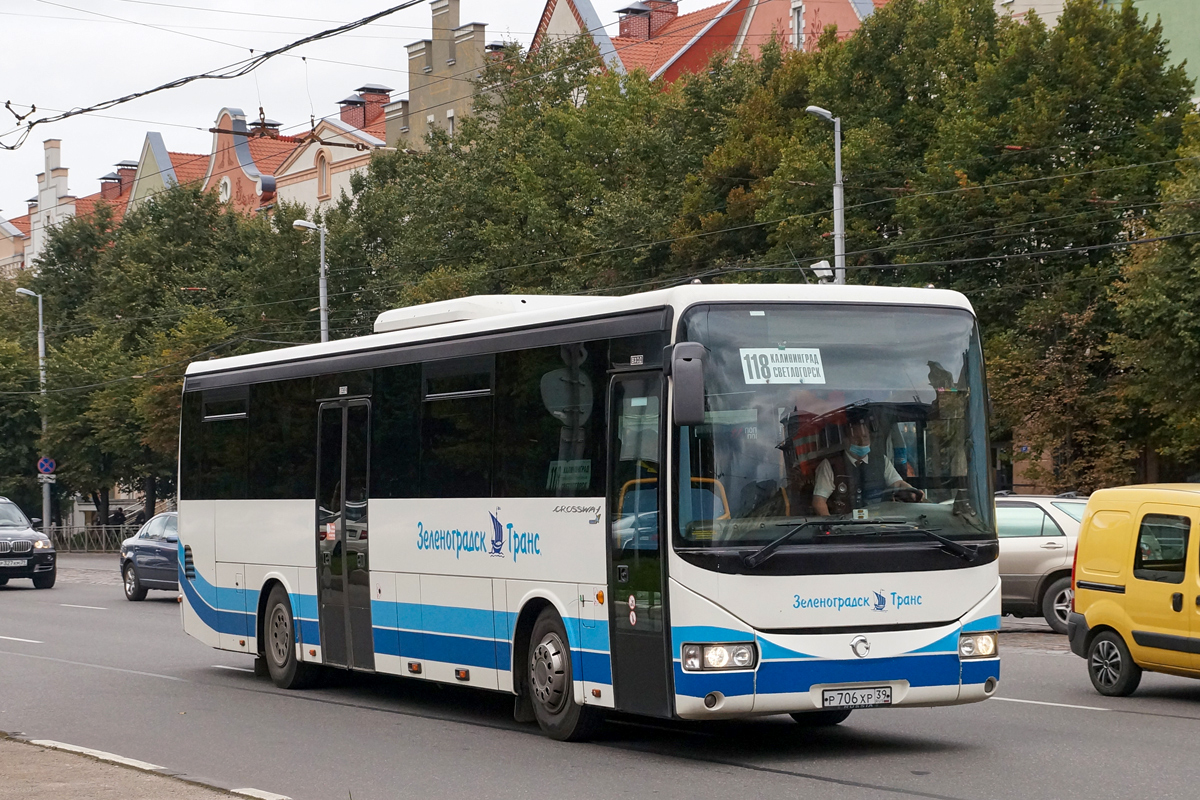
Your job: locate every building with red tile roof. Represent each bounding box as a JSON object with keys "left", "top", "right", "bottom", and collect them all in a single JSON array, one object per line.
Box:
[
  {"left": 199, "top": 109, "right": 305, "bottom": 215},
  {"left": 0, "top": 212, "right": 30, "bottom": 279},
  {"left": 19, "top": 139, "right": 137, "bottom": 271},
  {"left": 532, "top": 0, "right": 890, "bottom": 82}
]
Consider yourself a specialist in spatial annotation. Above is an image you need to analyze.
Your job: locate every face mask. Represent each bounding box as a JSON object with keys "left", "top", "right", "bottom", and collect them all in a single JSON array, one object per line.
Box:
[{"left": 848, "top": 444, "right": 870, "bottom": 460}]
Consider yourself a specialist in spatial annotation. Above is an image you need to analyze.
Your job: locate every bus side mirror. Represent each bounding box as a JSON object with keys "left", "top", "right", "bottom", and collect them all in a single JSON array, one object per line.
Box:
[{"left": 668, "top": 343, "right": 706, "bottom": 427}]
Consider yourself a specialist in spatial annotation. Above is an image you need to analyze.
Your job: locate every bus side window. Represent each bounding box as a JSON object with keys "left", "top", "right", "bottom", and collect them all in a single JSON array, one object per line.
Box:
[
  {"left": 421, "top": 356, "right": 494, "bottom": 498},
  {"left": 371, "top": 365, "right": 421, "bottom": 499},
  {"left": 494, "top": 343, "right": 604, "bottom": 498}
]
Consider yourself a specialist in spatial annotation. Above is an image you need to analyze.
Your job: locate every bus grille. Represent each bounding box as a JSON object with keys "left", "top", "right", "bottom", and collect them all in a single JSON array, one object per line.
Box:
[{"left": 183, "top": 545, "right": 196, "bottom": 580}]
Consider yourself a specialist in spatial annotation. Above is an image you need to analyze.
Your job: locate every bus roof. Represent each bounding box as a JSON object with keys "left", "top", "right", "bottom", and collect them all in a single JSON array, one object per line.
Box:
[{"left": 185, "top": 283, "right": 974, "bottom": 379}]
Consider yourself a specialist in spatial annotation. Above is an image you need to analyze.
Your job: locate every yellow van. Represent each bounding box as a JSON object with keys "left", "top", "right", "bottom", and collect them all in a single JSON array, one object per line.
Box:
[{"left": 1068, "top": 485, "right": 1200, "bottom": 696}]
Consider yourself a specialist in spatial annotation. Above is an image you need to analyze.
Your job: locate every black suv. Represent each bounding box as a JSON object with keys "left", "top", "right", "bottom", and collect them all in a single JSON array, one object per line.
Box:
[{"left": 0, "top": 497, "right": 56, "bottom": 589}]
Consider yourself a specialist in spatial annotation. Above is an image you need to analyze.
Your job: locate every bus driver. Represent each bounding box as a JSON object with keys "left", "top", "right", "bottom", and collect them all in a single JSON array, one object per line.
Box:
[{"left": 812, "top": 413, "right": 924, "bottom": 516}]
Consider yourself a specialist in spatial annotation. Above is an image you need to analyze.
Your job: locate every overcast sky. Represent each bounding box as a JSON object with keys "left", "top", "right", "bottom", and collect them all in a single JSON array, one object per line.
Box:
[{"left": 1, "top": 0, "right": 717, "bottom": 220}]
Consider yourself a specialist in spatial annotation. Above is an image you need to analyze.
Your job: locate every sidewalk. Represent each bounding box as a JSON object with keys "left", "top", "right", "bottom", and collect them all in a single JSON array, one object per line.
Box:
[{"left": 0, "top": 736, "right": 237, "bottom": 799}]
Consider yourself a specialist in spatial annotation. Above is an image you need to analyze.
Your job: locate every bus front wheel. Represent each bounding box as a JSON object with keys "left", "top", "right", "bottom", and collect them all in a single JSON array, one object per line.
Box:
[
  {"left": 264, "top": 585, "right": 317, "bottom": 690},
  {"left": 527, "top": 607, "right": 600, "bottom": 741}
]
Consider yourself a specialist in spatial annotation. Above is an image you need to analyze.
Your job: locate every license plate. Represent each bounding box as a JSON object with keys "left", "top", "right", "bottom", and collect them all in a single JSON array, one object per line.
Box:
[
  {"left": 0, "top": 559, "right": 28, "bottom": 568},
  {"left": 822, "top": 686, "right": 892, "bottom": 709}
]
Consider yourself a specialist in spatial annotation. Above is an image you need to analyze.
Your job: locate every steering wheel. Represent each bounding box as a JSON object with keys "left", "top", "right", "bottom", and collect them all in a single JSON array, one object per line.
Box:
[{"left": 881, "top": 487, "right": 924, "bottom": 504}]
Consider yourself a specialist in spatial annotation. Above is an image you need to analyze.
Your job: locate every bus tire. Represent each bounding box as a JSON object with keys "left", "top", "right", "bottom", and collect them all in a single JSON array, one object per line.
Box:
[
  {"left": 264, "top": 585, "right": 317, "bottom": 690},
  {"left": 528, "top": 607, "right": 600, "bottom": 742},
  {"left": 790, "top": 709, "right": 852, "bottom": 727}
]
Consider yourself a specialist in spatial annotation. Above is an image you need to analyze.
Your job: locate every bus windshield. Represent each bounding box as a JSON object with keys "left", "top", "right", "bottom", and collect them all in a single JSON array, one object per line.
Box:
[{"left": 674, "top": 303, "right": 994, "bottom": 552}]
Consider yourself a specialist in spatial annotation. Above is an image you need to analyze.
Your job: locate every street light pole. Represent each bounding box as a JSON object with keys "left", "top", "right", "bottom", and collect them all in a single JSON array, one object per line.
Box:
[
  {"left": 293, "top": 219, "right": 329, "bottom": 343},
  {"left": 16, "top": 288, "right": 49, "bottom": 531},
  {"left": 805, "top": 105, "right": 846, "bottom": 285}
]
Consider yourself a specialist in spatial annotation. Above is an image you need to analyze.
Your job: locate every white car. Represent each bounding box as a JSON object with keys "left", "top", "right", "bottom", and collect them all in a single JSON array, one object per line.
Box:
[{"left": 996, "top": 494, "right": 1087, "bottom": 633}]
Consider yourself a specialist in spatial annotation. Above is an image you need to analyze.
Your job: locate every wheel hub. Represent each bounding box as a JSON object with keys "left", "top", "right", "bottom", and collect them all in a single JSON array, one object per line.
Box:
[
  {"left": 270, "top": 604, "right": 291, "bottom": 667},
  {"left": 1091, "top": 640, "right": 1121, "bottom": 687},
  {"left": 124, "top": 568, "right": 135, "bottom": 594},
  {"left": 530, "top": 632, "right": 568, "bottom": 714},
  {"left": 1053, "top": 588, "right": 1073, "bottom": 624}
]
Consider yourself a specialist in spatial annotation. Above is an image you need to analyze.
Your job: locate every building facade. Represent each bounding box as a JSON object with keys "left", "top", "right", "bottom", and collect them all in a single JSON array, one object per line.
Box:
[{"left": 384, "top": 0, "right": 492, "bottom": 148}]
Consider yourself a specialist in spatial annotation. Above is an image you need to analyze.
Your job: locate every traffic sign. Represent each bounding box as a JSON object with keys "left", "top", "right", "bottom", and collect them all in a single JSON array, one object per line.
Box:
[
  {"left": 37, "top": 457, "right": 55, "bottom": 475},
  {"left": 37, "top": 473, "right": 56, "bottom": 485}
]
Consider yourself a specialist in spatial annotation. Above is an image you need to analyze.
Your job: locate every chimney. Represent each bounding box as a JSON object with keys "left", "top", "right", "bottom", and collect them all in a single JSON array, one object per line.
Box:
[
  {"left": 338, "top": 94, "right": 366, "bottom": 129},
  {"left": 115, "top": 160, "right": 138, "bottom": 195},
  {"left": 645, "top": 0, "right": 678, "bottom": 36},
  {"left": 485, "top": 41, "right": 506, "bottom": 62},
  {"left": 99, "top": 172, "right": 121, "bottom": 200},
  {"left": 355, "top": 84, "right": 393, "bottom": 127},
  {"left": 617, "top": 3, "right": 651, "bottom": 40},
  {"left": 249, "top": 118, "right": 282, "bottom": 139}
]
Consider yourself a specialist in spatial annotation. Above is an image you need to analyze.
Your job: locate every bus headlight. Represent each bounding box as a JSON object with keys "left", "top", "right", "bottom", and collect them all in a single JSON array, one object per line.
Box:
[
  {"left": 959, "top": 632, "right": 998, "bottom": 659},
  {"left": 681, "top": 643, "right": 757, "bottom": 671}
]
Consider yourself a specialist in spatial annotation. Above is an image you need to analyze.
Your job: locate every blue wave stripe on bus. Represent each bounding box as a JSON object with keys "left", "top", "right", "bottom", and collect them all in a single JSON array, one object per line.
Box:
[
  {"left": 297, "top": 617, "right": 321, "bottom": 646},
  {"left": 579, "top": 650, "right": 613, "bottom": 684},
  {"left": 960, "top": 658, "right": 1000, "bottom": 685},
  {"left": 373, "top": 628, "right": 501, "bottom": 670},
  {"left": 756, "top": 637, "right": 816, "bottom": 661},
  {"left": 756, "top": 653, "right": 962, "bottom": 695},
  {"left": 961, "top": 615, "right": 1001, "bottom": 633},
  {"left": 905, "top": 630, "right": 961, "bottom": 655},
  {"left": 180, "top": 571, "right": 252, "bottom": 637},
  {"left": 672, "top": 625, "right": 751, "bottom": 645},
  {"left": 673, "top": 663, "right": 756, "bottom": 698}
]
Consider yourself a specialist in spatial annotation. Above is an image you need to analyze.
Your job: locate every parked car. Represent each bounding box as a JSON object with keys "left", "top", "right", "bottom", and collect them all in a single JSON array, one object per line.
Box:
[
  {"left": 0, "top": 496, "right": 56, "bottom": 589},
  {"left": 119, "top": 512, "right": 179, "bottom": 601},
  {"left": 997, "top": 493, "right": 1088, "bottom": 633},
  {"left": 1069, "top": 484, "right": 1200, "bottom": 696}
]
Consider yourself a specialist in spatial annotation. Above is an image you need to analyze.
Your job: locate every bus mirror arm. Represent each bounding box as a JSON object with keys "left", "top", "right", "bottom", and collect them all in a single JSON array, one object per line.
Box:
[{"left": 667, "top": 343, "right": 707, "bottom": 427}]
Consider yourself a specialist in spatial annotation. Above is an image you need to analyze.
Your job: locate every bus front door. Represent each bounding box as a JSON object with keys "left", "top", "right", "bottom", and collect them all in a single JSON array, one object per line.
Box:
[
  {"left": 316, "top": 400, "right": 375, "bottom": 671},
  {"left": 607, "top": 374, "right": 672, "bottom": 717}
]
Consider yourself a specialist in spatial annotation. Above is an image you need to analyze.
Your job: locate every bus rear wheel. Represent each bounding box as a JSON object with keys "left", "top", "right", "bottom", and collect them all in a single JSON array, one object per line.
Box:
[
  {"left": 790, "top": 709, "right": 852, "bottom": 727},
  {"left": 527, "top": 607, "right": 600, "bottom": 741},
  {"left": 264, "top": 585, "right": 317, "bottom": 690}
]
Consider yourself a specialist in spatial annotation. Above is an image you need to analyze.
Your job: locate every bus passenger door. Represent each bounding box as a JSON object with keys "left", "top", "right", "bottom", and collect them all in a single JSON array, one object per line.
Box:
[
  {"left": 607, "top": 374, "right": 672, "bottom": 718},
  {"left": 316, "top": 400, "right": 375, "bottom": 671}
]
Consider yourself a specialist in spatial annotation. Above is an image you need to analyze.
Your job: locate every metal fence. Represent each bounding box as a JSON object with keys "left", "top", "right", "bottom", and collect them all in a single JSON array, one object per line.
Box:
[{"left": 48, "top": 525, "right": 130, "bottom": 553}]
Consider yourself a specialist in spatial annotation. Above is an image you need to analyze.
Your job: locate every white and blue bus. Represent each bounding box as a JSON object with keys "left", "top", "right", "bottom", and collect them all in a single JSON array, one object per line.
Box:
[{"left": 178, "top": 284, "right": 1001, "bottom": 740}]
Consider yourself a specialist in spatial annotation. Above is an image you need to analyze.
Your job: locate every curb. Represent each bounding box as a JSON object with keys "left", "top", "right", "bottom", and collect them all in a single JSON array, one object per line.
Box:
[{"left": 1, "top": 730, "right": 292, "bottom": 799}]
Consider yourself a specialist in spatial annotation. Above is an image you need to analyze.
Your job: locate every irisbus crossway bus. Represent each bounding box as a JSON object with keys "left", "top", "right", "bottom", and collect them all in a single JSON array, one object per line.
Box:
[{"left": 177, "top": 284, "right": 1001, "bottom": 740}]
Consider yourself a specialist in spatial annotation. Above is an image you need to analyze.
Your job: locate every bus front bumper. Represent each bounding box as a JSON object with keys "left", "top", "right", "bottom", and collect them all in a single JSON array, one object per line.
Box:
[{"left": 673, "top": 622, "right": 1000, "bottom": 720}]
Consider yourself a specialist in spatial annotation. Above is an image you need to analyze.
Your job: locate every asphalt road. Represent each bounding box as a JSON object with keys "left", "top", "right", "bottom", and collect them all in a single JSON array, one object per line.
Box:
[{"left": 3, "top": 557, "right": 1199, "bottom": 800}]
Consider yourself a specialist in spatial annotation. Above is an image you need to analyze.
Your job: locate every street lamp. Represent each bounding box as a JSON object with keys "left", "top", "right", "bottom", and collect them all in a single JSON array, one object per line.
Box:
[
  {"left": 15, "top": 287, "right": 50, "bottom": 531},
  {"left": 292, "top": 219, "right": 329, "bottom": 343},
  {"left": 805, "top": 105, "right": 845, "bottom": 285}
]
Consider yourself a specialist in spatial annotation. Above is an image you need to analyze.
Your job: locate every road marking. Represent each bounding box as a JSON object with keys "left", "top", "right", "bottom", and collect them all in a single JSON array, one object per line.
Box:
[
  {"left": 0, "top": 635, "right": 43, "bottom": 644},
  {"left": 0, "top": 649, "right": 185, "bottom": 681},
  {"left": 993, "top": 696, "right": 1109, "bottom": 712},
  {"left": 212, "top": 664, "right": 255, "bottom": 673},
  {"left": 28, "top": 740, "right": 164, "bottom": 771},
  {"left": 233, "top": 790, "right": 293, "bottom": 800},
  {"left": 60, "top": 603, "right": 107, "bottom": 610}
]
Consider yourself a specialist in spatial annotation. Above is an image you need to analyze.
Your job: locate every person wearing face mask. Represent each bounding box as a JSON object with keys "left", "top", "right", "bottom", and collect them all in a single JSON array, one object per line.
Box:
[{"left": 811, "top": 414, "right": 923, "bottom": 516}]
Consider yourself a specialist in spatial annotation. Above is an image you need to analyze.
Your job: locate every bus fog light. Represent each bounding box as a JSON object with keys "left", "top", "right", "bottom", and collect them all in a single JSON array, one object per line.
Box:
[
  {"left": 683, "top": 644, "right": 702, "bottom": 671},
  {"left": 732, "top": 644, "right": 754, "bottom": 667},
  {"left": 704, "top": 645, "right": 730, "bottom": 669}
]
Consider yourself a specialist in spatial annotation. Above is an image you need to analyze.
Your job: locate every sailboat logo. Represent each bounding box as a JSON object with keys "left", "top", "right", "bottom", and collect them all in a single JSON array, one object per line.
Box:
[
  {"left": 488, "top": 512, "right": 505, "bottom": 557},
  {"left": 872, "top": 591, "right": 888, "bottom": 612}
]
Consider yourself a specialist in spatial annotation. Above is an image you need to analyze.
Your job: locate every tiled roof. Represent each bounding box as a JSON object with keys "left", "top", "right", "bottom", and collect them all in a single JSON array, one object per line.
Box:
[
  {"left": 168, "top": 151, "right": 208, "bottom": 186},
  {"left": 363, "top": 120, "right": 387, "bottom": 141},
  {"left": 74, "top": 192, "right": 130, "bottom": 226},
  {"left": 10, "top": 214, "right": 30, "bottom": 236},
  {"left": 611, "top": 2, "right": 727, "bottom": 76},
  {"left": 247, "top": 135, "right": 304, "bottom": 176}
]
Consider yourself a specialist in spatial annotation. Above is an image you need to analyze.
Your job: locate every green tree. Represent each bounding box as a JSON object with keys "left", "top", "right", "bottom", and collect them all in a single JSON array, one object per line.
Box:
[{"left": 1110, "top": 119, "right": 1200, "bottom": 474}]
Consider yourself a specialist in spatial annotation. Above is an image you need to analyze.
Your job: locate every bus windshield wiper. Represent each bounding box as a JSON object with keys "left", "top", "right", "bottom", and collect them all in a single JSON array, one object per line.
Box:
[
  {"left": 742, "top": 518, "right": 898, "bottom": 569},
  {"left": 742, "top": 518, "right": 977, "bottom": 568},
  {"left": 857, "top": 523, "right": 977, "bottom": 562}
]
